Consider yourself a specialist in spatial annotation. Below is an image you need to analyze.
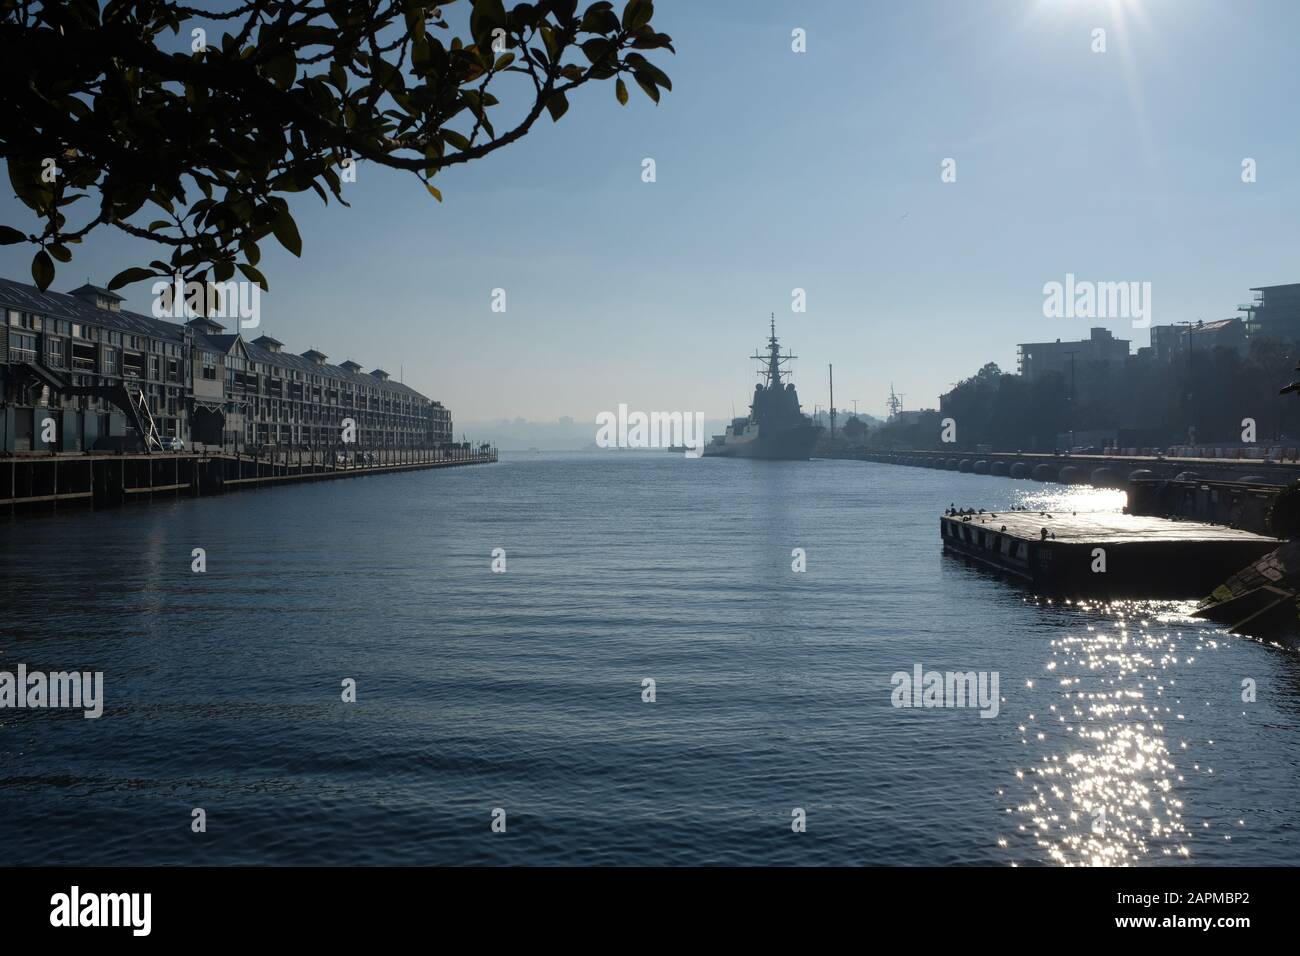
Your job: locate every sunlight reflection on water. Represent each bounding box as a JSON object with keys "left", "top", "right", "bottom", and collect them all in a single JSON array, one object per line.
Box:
[
  {"left": 1002, "top": 599, "right": 1228, "bottom": 866},
  {"left": 988, "top": 485, "right": 1258, "bottom": 865},
  {"left": 1013, "top": 486, "right": 1129, "bottom": 514}
]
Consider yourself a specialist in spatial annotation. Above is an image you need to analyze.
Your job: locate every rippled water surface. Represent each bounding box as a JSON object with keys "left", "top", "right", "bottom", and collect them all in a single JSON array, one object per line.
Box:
[{"left": 2, "top": 453, "right": 1298, "bottom": 865}]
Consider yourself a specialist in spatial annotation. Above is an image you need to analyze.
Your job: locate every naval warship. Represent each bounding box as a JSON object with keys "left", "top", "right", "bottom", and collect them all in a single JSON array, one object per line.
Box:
[{"left": 703, "top": 318, "right": 822, "bottom": 460}]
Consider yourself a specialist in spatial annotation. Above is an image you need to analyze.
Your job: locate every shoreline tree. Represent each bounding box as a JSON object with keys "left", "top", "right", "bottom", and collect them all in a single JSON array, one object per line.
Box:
[
  {"left": 870, "top": 339, "right": 1300, "bottom": 453},
  {"left": 0, "top": 0, "right": 673, "bottom": 292}
]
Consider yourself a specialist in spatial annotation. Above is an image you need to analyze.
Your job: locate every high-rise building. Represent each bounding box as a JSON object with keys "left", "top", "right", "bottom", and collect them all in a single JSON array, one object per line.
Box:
[
  {"left": 1016, "top": 327, "right": 1131, "bottom": 381},
  {"left": 1239, "top": 283, "right": 1300, "bottom": 341}
]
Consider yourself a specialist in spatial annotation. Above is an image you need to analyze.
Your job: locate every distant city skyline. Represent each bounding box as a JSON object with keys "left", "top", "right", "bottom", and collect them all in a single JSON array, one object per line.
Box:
[{"left": 4, "top": 0, "right": 1298, "bottom": 425}]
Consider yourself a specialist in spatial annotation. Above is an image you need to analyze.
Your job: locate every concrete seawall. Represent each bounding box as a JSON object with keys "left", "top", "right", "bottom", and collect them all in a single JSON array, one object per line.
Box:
[
  {"left": 863, "top": 449, "right": 1300, "bottom": 488},
  {"left": 863, "top": 450, "right": 1285, "bottom": 535}
]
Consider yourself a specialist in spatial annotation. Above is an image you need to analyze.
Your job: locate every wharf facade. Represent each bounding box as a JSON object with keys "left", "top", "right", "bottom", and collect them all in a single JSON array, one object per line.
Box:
[{"left": 1, "top": 276, "right": 454, "bottom": 455}]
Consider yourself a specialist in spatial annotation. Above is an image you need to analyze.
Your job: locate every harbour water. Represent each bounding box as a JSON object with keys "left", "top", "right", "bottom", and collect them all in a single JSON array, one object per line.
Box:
[{"left": 2, "top": 452, "right": 1299, "bottom": 866}]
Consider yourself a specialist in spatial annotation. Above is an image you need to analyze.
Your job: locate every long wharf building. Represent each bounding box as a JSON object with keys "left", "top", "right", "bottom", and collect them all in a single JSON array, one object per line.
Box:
[{"left": 0, "top": 276, "right": 452, "bottom": 454}]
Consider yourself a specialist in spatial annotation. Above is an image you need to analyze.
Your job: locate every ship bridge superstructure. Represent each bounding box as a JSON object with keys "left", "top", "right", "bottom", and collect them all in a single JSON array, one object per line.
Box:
[{"left": 747, "top": 316, "right": 807, "bottom": 427}]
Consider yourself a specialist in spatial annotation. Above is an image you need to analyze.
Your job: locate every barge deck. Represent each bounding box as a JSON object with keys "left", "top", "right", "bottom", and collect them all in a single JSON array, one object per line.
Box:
[{"left": 941, "top": 510, "right": 1279, "bottom": 597}]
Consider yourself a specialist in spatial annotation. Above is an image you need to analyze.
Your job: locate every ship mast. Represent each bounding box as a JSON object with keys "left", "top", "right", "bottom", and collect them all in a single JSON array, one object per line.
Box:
[
  {"left": 751, "top": 313, "right": 797, "bottom": 387},
  {"left": 886, "top": 382, "right": 904, "bottom": 420}
]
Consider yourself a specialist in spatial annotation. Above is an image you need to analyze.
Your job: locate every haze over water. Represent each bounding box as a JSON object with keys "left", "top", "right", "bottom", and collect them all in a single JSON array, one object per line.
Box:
[{"left": 2, "top": 454, "right": 1298, "bottom": 865}]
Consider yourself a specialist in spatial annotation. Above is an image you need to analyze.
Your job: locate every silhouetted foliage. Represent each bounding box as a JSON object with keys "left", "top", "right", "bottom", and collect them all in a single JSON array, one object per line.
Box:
[
  {"left": 842, "top": 415, "right": 868, "bottom": 442},
  {"left": 0, "top": 0, "right": 673, "bottom": 290},
  {"left": 869, "top": 409, "right": 942, "bottom": 450},
  {"left": 873, "top": 340, "right": 1300, "bottom": 452}
]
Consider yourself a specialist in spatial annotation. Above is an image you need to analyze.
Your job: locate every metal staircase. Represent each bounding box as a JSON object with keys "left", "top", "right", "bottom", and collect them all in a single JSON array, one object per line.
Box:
[
  {"left": 123, "top": 380, "right": 164, "bottom": 452},
  {"left": 12, "top": 362, "right": 164, "bottom": 453}
]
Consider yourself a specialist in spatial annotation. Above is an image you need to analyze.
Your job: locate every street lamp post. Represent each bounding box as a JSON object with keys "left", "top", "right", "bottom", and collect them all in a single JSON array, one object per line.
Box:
[{"left": 1176, "top": 321, "right": 1196, "bottom": 444}]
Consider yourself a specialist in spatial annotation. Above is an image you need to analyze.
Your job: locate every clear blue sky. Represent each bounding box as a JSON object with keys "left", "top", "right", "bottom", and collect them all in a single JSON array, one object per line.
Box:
[{"left": 3, "top": 0, "right": 1299, "bottom": 423}]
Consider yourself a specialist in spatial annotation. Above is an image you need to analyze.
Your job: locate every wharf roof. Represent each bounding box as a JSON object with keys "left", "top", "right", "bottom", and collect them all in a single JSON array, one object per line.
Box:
[
  {"left": 196, "top": 332, "right": 431, "bottom": 400},
  {"left": 68, "top": 283, "right": 125, "bottom": 302},
  {"left": 200, "top": 333, "right": 244, "bottom": 352},
  {"left": 0, "top": 276, "right": 435, "bottom": 402},
  {"left": 0, "top": 276, "right": 186, "bottom": 343}
]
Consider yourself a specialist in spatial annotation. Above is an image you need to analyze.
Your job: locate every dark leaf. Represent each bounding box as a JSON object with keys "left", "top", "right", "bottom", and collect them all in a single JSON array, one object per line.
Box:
[
  {"left": 271, "top": 210, "right": 303, "bottom": 256},
  {"left": 442, "top": 128, "right": 471, "bottom": 150},
  {"left": 545, "top": 90, "right": 569, "bottom": 121},
  {"left": 633, "top": 72, "right": 660, "bottom": 103},
  {"left": 237, "top": 262, "right": 269, "bottom": 291},
  {"left": 31, "top": 250, "right": 54, "bottom": 290},
  {"left": 622, "top": 0, "right": 653, "bottom": 31},
  {"left": 267, "top": 53, "right": 296, "bottom": 90},
  {"left": 107, "top": 266, "right": 158, "bottom": 291},
  {"left": 581, "top": 37, "right": 613, "bottom": 63}
]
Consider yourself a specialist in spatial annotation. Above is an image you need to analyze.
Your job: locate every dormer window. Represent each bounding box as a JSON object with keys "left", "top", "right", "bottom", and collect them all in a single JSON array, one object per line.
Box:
[
  {"left": 185, "top": 316, "right": 225, "bottom": 335},
  {"left": 69, "top": 283, "right": 124, "bottom": 312}
]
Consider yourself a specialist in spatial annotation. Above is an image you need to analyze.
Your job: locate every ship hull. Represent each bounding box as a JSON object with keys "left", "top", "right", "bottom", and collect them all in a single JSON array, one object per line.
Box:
[{"left": 702, "top": 424, "right": 821, "bottom": 461}]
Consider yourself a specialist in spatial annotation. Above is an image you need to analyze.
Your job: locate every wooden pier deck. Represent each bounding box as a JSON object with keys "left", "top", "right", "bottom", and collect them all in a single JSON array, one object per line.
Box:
[
  {"left": 1, "top": 448, "right": 497, "bottom": 513},
  {"left": 941, "top": 509, "right": 1279, "bottom": 597}
]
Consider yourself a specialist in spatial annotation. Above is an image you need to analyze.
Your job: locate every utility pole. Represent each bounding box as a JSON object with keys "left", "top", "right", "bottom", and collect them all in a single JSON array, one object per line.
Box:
[
  {"left": 828, "top": 364, "right": 836, "bottom": 440},
  {"left": 1064, "top": 349, "right": 1079, "bottom": 450},
  {"left": 1175, "top": 321, "right": 1196, "bottom": 443}
]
